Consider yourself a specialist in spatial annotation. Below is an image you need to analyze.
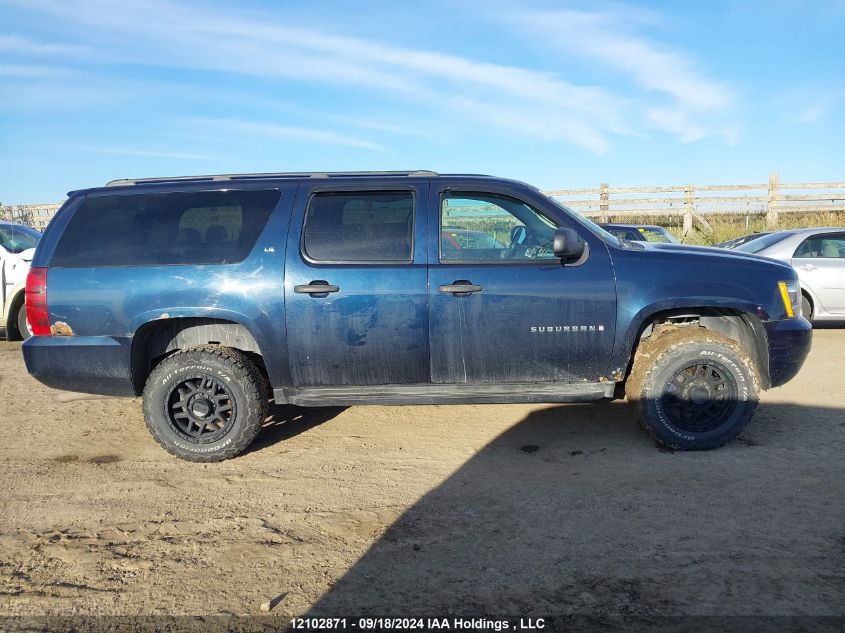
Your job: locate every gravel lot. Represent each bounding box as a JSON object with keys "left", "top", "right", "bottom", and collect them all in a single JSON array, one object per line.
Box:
[{"left": 0, "top": 328, "right": 843, "bottom": 621}]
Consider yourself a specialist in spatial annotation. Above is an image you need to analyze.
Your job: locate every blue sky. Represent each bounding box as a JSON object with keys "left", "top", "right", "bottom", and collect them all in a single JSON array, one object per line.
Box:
[{"left": 1, "top": 0, "right": 843, "bottom": 203}]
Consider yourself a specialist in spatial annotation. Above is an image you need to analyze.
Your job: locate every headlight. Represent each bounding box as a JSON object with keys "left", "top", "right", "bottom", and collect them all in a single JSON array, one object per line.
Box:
[{"left": 778, "top": 280, "right": 801, "bottom": 318}]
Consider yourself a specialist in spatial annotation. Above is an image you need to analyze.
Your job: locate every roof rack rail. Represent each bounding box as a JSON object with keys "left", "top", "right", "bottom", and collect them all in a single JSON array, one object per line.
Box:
[{"left": 105, "top": 170, "right": 439, "bottom": 187}]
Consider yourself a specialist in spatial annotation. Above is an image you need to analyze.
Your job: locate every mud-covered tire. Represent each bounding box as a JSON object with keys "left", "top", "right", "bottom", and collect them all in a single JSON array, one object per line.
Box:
[
  {"left": 16, "top": 300, "right": 32, "bottom": 340},
  {"left": 143, "top": 346, "right": 268, "bottom": 462},
  {"left": 627, "top": 327, "right": 759, "bottom": 450}
]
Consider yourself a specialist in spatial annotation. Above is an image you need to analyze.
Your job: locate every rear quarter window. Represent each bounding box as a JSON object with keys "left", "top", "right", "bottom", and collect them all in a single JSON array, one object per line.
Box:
[{"left": 50, "top": 190, "right": 280, "bottom": 267}]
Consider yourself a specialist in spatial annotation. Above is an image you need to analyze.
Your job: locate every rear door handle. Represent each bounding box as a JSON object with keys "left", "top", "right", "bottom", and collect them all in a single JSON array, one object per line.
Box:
[
  {"left": 798, "top": 264, "right": 818, "bottom": 271},
  {"left": 438, "top": 281, "right": 483, "bottom": 295},
  {"left": 294, "top": 281, "right": 340, "bottom": 296}
]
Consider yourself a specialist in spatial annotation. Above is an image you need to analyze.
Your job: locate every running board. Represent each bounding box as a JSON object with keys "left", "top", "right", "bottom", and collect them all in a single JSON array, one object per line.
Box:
[{"left": 275, "top": 381, "right": 616, "bottom": 407}]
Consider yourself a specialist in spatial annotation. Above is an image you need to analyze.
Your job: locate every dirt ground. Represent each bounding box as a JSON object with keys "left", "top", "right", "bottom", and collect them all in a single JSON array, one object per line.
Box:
[{"left": 0, "top": 328, "right": 843, "bottom": 622}]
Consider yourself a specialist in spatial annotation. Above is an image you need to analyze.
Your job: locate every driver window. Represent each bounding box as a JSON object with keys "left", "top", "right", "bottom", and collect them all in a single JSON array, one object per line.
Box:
[{"left": 440, "top": 192, "right": 558, "bottom": 262}]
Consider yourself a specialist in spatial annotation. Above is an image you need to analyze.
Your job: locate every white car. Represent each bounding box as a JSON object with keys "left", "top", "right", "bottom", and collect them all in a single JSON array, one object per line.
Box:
[
  {"left": 736, "top": 227, "right": 845, "bottom": 321},
  {"left": 1, "top": 222, "right": 42, "bottom": 340}
]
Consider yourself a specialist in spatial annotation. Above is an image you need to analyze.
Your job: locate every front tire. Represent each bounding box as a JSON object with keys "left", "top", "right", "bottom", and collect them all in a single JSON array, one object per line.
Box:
[
  {"left": 627, "top": 327, "right": 759, "bottom": 450},
  {"left": 143, "top": 346, "right": 268, "bottom": 462},
  {"left": 801, "top": 294, "right": 813, "bottom": 321}
]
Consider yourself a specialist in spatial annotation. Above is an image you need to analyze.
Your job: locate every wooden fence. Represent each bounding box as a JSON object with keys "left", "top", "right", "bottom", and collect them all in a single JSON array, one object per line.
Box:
[
  {"left": 545, "top": 173, "right": 845, "bottom": 234},
  {"left": 3, "top": 173, "right": 844, "bottom": 235}
]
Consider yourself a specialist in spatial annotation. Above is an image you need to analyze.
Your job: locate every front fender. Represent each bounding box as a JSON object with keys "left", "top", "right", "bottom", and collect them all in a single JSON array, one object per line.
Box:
[{"left": 614, "top": 297, "right": 764, "bottom": 370}]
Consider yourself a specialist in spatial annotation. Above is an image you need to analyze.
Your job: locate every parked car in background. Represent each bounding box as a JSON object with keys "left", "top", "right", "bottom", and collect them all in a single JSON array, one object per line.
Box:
[
  {"left": 599, "top": 223, "right": 680, "bottom": 244},
  {"left": 0, "top": 222, "right": 42, "bottom": 340},
  {"left": 735, "top": 227, "right": 845, "bottom": 321},
  {"left": 715, "top": 231, "right": 772, "bottom": 249}
]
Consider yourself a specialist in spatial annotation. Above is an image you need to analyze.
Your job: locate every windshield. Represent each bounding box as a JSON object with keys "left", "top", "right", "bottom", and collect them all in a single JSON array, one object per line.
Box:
[
  {"left": 0, "top": 224, "right": 41, "bottom": 254},
  {"left": 735, "top": 232, "right": 792, "bottom": 254},
  {"left": 544, "top": 195, "right": 621, "bottom": 244}
]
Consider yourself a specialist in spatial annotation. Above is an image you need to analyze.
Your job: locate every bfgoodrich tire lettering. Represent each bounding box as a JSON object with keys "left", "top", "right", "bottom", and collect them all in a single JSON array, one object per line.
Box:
[
  {"left": 627, "top": 327, "right": 759, "bottom": 450},
  {"left": 143, "top": 346, "right": 268, "bottom": 462}
]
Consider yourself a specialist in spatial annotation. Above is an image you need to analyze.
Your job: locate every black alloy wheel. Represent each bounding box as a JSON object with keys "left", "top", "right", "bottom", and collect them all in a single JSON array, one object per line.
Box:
[
  {"left": 166, "top": 373, "right": 237, "bottom": 443},
  {"left": 660, "top": 360, "right": 738, "bottom": 433}
]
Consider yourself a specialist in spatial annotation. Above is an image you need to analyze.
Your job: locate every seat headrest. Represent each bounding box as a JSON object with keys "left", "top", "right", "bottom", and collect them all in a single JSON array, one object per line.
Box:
[
  {"left": 176, "top": 227, "right": 201, "bottom": 243},
  {"left": 205, "top": 225, "right": 227, "bottom": 242}
]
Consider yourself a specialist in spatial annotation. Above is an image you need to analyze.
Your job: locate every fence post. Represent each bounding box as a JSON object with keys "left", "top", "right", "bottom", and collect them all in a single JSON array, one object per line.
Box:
[
  {"left": 766, "top": 173, "right": 780, "bottom": 228},
  {"left": 599, "top": 182, "right": 609, "bottom": 222},
  {"left": 683, "top": 185, "right": 694, "bottom": 235}
]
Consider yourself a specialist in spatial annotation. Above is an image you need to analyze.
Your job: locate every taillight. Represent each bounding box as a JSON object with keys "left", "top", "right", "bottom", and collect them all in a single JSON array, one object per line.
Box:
[{"left": 25, "top": 267, "right": 51, "bottom": 336}]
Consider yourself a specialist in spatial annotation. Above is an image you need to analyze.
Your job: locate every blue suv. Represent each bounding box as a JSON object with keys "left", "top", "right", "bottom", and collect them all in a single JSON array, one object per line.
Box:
[{"left": 22, "top": 171, "right": 812, "bottom": 461}]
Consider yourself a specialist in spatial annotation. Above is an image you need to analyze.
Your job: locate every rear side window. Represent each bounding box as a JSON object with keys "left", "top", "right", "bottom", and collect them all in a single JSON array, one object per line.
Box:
[
  {"left": 51, "top": 190, "right": 279, "bottom": 267},
  {"left": 303, "top": 191, "right": 414, "bottom": 262}
]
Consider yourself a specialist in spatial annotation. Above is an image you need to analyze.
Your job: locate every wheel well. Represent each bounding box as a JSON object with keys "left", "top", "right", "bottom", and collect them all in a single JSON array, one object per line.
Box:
[
  {"left": 628, "top": 308, "right": 770, "bottom": 390},
  {"left": 5, "top": 290, "right": 25, "bottom": 341},
  {"left": 131, "top": 317, "right": 266, "bottom": 395}
]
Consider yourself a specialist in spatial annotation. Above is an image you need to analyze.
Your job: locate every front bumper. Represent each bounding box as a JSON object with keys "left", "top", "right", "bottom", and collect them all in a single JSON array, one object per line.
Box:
[
  {"left": 22, "top": 335, "right": 136, "bottom": 397},
  {"left": 764, "top": 317, "right": 812, "bottom": 388}
]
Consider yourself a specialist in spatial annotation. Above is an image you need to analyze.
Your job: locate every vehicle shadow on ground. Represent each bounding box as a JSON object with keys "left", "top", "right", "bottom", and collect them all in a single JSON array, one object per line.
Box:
[
  {"left": 301, "top": 399, "right": 845, "bottom": 618},
  {"left": 245, "top": 403, "right": 348, "bottom": 453}
]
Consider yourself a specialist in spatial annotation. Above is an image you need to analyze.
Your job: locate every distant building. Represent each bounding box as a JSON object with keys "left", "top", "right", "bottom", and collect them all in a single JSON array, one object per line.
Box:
[{"left": 1, "top": 203, "right": 63, "bottom": 231}]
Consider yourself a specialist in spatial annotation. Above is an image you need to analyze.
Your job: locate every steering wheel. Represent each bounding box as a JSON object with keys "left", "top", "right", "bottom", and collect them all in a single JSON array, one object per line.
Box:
[{"left": 505, "top": 225, "right": 528, "bottom": 259}]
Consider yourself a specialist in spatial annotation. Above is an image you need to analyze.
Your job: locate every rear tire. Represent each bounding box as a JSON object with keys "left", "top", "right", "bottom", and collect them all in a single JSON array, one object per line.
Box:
[
  {"left": 627, "top": 327, "right": 759, "bottom": 450},
  {"left": 16, "top": 300, "right": 32, "bottom": 340},
  {"left": 142, "top": 346, "right": 268, "bottom": 462}
]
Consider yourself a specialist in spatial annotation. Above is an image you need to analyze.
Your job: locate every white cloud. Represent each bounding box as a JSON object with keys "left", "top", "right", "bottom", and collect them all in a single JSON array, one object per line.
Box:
[
  {"left": 779, "top": 87, "right": 840, "bottom": 126},
  {"left": 0, "top": 34, "right": 91, "bottom": 58},
  {"left": 192, "top": 118, "right": 388, "bottom": 152},
  {"left": 80, "top": 146, "right": 216, "bottom": 160},
  {"left": 4, "top": 0, "right": 630, "bottom": 153},
  {"left": 796, "top": 100, "right": 831, "bottom": 125},
  {"left": 448, "top": 96, "right": 610, "bottom": 155},
  {"left": 0, "top": 63, "right": 62, "bottom": 77},
  {"left": 514, "top": 8, "right": 735, "bottom": 143}
]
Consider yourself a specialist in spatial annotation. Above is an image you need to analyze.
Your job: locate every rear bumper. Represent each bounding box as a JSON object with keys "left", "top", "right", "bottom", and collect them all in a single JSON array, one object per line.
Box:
[
  {"left": 22, "top": 335, "right": 136, "bottom": 397},
  {"left": 764, "top": 317, "right": 812, "bottom": 388}
]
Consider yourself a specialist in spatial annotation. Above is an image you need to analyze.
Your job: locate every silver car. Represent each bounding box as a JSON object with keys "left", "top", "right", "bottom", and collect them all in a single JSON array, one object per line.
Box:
[{"left": 736, "top": 227, "right": 845, "bottom": 321}]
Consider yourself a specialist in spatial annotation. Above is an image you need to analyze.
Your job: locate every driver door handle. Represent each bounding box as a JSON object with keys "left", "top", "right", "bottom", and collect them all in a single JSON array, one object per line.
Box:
[
  {"left": 438, "top": 282, "right": 483, "bottom": 295},
  {"left": 798, "top": 264, "right": 818, "bottom": 271}
]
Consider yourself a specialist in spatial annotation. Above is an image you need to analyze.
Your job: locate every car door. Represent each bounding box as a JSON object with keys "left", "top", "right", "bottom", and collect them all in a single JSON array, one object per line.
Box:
[
  {"left": 284, "top": 180, "right": 430, "bottom": 386},
  {"left": 792, "top": 231, "right": 845, "bottom": 314},
  {"left": 427, "top": 181, "right": 617, "bottom": 384}
]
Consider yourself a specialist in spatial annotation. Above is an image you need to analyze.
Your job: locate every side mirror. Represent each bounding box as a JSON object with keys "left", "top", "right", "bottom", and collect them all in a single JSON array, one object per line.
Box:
[{"left": 553, "top": 227, "right": 585, "bottom": 261}]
